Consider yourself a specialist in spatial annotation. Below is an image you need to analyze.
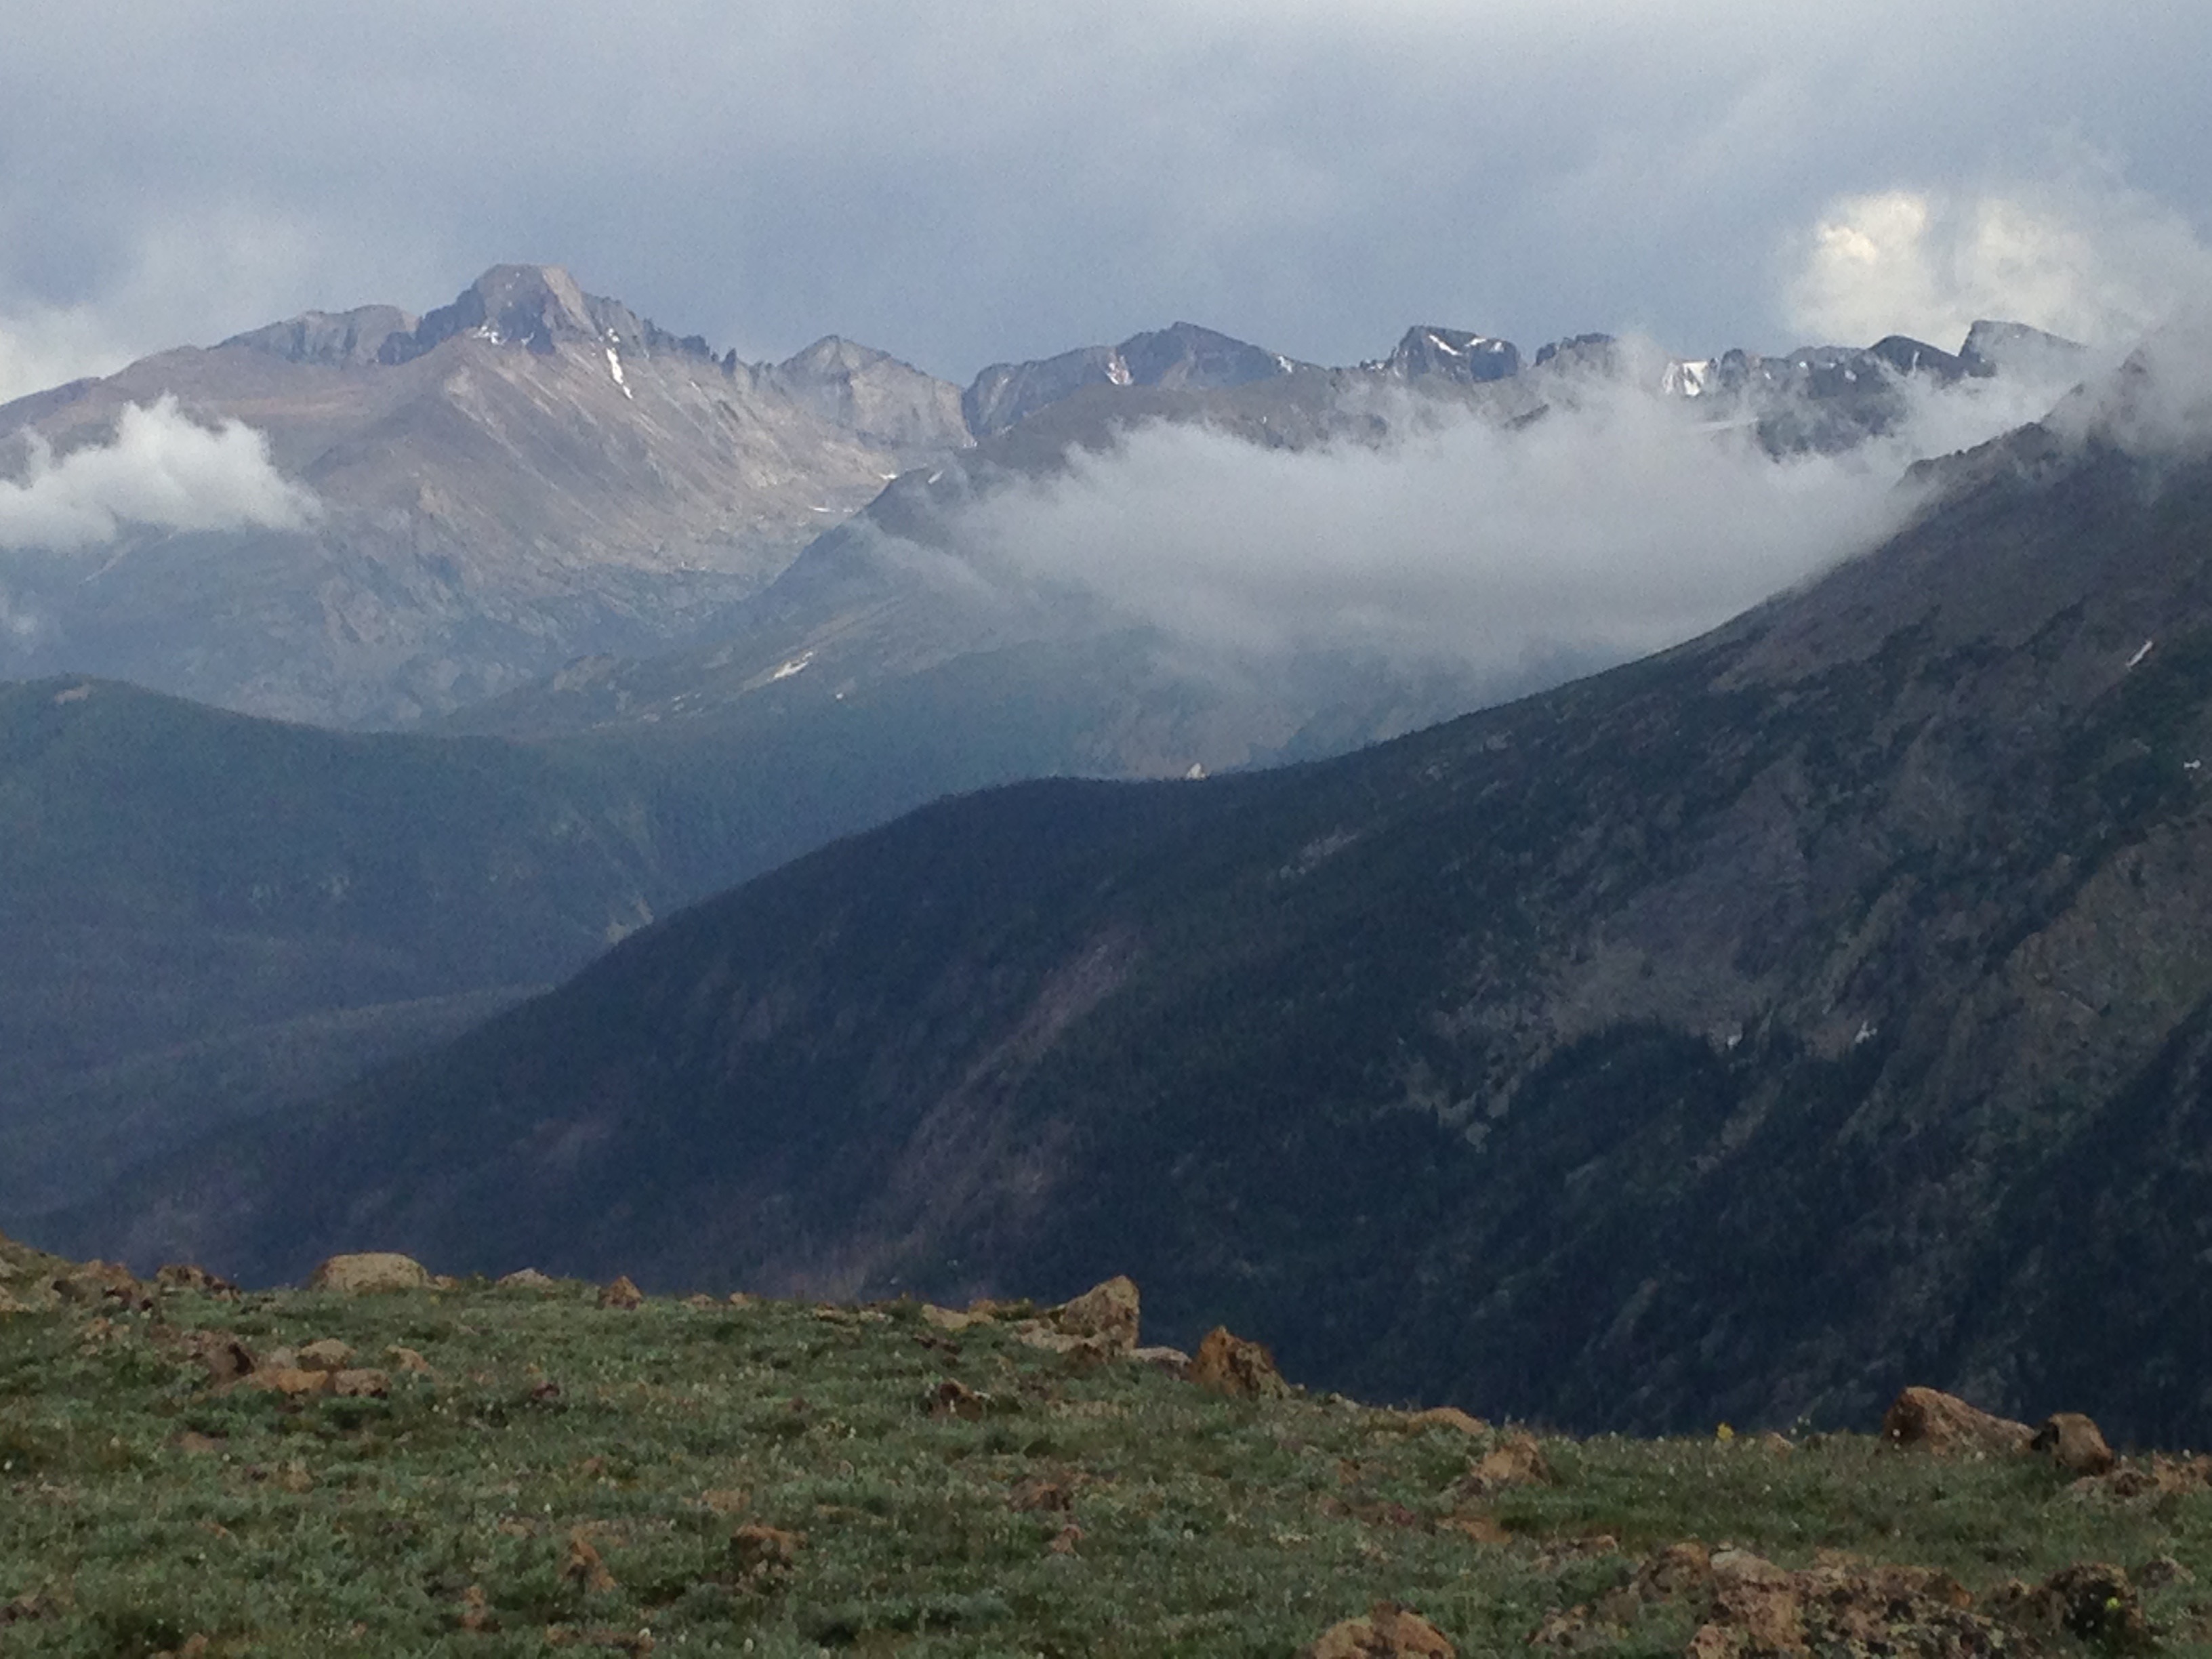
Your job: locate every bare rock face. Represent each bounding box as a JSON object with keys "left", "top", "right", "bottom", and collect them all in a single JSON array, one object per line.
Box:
[
  {"left": 1190, "top": 1326, "right": 1290, "bottom": 1400},
  {"left": 2032, "top": 1412, "right": 2116, "bottom": 1476},
  {"left": 1303, "top": 1603, "right": 1456, "bottom": 1658},
  {"left": 307, "top": 1253, "right": 431, "bottom": 1294},
  {"left": 1051, "top": 1275, "right": 1141, "bottom": 1354},
  {"left": 1881, "top": 1387, "right": 2034, "bottom": 1457}
]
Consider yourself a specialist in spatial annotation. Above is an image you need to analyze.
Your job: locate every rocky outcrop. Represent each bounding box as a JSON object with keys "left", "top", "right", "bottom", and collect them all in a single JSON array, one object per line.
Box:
[
  {"left": 307, "top": 1254, "right": 432, "bottom": 1294},
  {"left": 1881, "top": 1388, "right": 2034, "bottom": 1458},
  {"left": 1049, "top": 1275, "right": 1141, "bottom": 1354},
  {"left": 1303, "top": 1604, "right": 1455, "bottom": 1659},
  {"left": 1191, "top": 1326, "right": 1290, "bottom": 1400},
  {"left": 2032, "top": 1412, "right": 2116, "bottom": 1476},
  {"left": 1458, "top": 1432, "right": 1553, "bottom": 1498}
]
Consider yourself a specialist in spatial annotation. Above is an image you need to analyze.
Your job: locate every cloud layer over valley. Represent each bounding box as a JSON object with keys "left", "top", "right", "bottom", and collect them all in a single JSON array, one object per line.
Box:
[{"left": 924, "top": 362, "right": 2096, "bottom": 701}]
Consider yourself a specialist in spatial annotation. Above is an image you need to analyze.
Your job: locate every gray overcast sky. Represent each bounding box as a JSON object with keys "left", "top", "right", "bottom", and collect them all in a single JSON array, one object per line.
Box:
[{"left": 4, "top": 0, "right": 2211, "bottom": 401}]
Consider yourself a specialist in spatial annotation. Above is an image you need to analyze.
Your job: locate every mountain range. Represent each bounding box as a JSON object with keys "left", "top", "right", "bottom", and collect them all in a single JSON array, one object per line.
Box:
[
  {"left": 16, "top": 264, "right": 2193, "bottom": 1445},
  {"left": 33, "top": 323, "right": 2212, "bottom": 1446}
]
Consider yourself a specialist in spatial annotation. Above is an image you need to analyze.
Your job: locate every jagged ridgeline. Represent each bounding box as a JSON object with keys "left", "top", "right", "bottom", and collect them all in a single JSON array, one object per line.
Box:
[{"left": 60, "top": 339, "right": 2212, "bottom": 1445}]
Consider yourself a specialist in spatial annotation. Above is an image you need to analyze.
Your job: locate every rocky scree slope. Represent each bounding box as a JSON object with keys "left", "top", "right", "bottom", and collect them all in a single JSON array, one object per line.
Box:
[{"left": 65, "top": 346, "right": 2212, "bottom": 1444}]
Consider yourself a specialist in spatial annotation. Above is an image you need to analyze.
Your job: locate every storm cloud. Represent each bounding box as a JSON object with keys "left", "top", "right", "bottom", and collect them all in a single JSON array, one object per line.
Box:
[{"left": 3, "top": 2, "right": 2211, "bottom": 403}]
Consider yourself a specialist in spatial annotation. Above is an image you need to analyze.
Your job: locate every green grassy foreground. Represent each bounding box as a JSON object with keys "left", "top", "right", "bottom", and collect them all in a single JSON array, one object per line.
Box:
[{"left": 3, "top": 1256, "right": 2211, "bottom": 1657}]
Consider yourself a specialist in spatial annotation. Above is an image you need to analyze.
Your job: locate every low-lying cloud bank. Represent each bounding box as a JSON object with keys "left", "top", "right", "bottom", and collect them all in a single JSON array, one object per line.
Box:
[
  {"left": 0, "top": 396, "right": 316, "bottom": 551},
  {"left": 930, "top": 363, "right": 2093, "bottom": 700}
]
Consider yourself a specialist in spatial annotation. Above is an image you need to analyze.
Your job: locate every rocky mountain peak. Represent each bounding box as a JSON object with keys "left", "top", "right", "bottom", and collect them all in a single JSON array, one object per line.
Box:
[
  {"left": 382, "top": 263, "right": 622, "bottom": 362},
  {"left": 1385, "top": 325, "right": 1521, "bottom": 384},
  {"left": 765, "top": 335, "right": 972, "bottom": 456},
  {"left": 962, "top": 322, "right": 1298, "bottom": 438},
  {"left": 468, "top": 262, "right": 600, "bottom": 344}
]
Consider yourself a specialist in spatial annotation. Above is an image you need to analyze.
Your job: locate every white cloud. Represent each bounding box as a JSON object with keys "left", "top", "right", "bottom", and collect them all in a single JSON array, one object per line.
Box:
[
  {"left": 1786, "top": 175, "right": 2212, "bottom": 350},
  {"left": 930, "top": 364, "right": 2084, "bottom": 695},
  {"left": 0, "top": 396, "right": 317, "bottom": 550}
]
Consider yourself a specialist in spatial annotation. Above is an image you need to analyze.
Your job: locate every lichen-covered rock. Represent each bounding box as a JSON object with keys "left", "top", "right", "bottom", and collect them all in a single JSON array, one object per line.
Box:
[
  {"left": 1190, "top": 1326, "right": 1290, "bottom": 1399},
  {"left": 1458, "top": 1432, "right": 1553, "bottom": 1497},
  {"left": 307, "top": 1254, "right": 431, "bottom": 1294},
  {"left": 2032, "top": 1412, "right": 2115, "bottom": 1476},
  {"left": 1303, "top": 1603, "right": 1455, "bottom": 1658},
  {"left": 1881, "top": 1387, "right": 2033, "bottom": 1457},
  {"left": 1052, "top": 1275, "right": 1141, "bottom": 1353},
  {"left": 295, "top": 1338, "right": 355, "bottom": 1372}
]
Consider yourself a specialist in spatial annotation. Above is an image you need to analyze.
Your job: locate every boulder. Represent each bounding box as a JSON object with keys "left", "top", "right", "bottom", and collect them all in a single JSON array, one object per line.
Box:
[
  {"left": 307, "top": 1254, "right": 431, "bottom": 1294},
  {"left": 295, "top": 1338, "right": 355, "bottom": 1372},
  {"left": 920, "top": 1304, "right": 979, "bottom": 1333},
  {"left": 388, "top": 1347, "right": 435, "bottom": 1377},
  {"left": 496, "top": 1268, "right": 558, "bottom": 1290},
  {"left": 2032, "top": 1412, "right": 2115, "bottom": 1476},
  {"left": 1052, "top": 1275, "right": 1141, "bottom": 1353},
  {"left": 1303, "top": 1603, "right": 1456, "bottom": 1658},
  {"left": 1881, "top": 1387, "right": 2033, "bottom": 1456},
  {"left": 730, "top": 1523, "right": 802, "bottom": 1580},
  {"left": 329, "top": 1368, "right": 391, "bottom": 1399},
  {"left": 1458, "top": 1432, "right": 1553, "bottom": 1496},
  {"left": 596, "top": 1276, "right": 644, "bottom": 1310},
  {"left": 1190, "top": 1326, "right": 1290, "bottom": 1399},
  {"left": 161, "top": 1328, "right": 257, "bottom": 1385},
  {"left": 55, "top": 1260, "right": 150, "bottom": 1309}
]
